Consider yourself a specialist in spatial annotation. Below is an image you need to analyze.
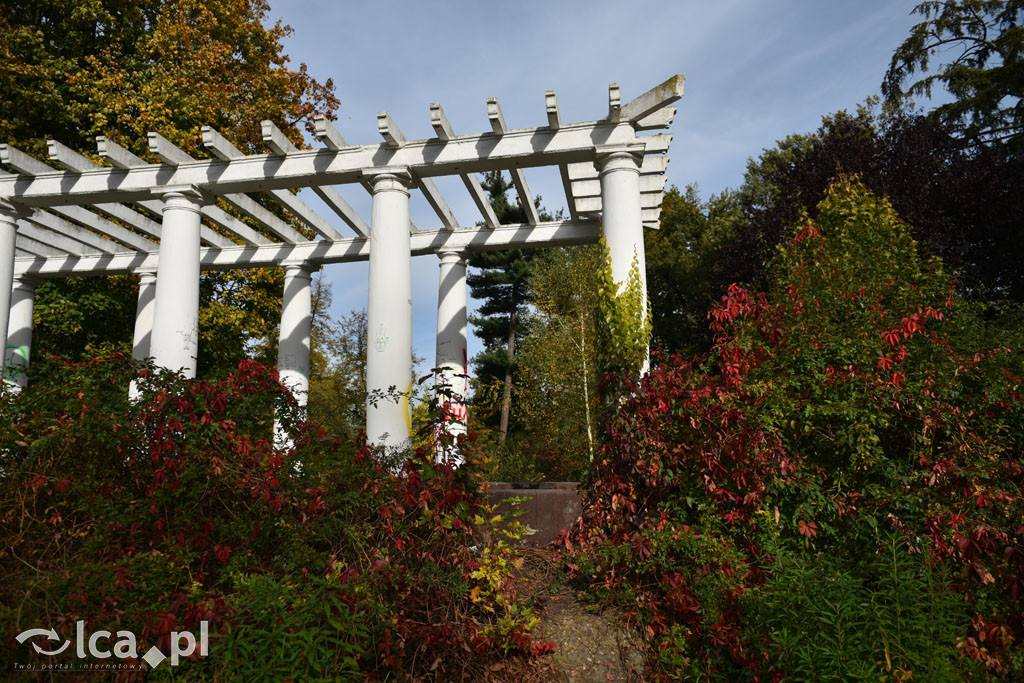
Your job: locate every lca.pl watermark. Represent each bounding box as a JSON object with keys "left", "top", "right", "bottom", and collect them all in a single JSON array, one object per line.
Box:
[{"left": 13, "top": 620, "right": 208, "bottom": 671}]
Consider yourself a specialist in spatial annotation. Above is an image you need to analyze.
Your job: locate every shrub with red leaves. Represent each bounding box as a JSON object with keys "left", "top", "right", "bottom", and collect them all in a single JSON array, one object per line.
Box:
[
  {"left": 0, "top": 355, "right": 539, "bottom": 679},
  {"left": 561, "top": 180, "right": 1024, "bottom": 680}
]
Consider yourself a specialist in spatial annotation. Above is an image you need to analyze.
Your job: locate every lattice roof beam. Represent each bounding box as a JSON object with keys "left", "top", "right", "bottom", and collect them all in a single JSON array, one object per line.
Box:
[
  {"left": 146, "top": 132, "right": 272, "bottom": 245},
  {"left": 545, "top": 91, "right": 578, "bottom": 221},
  {"left": 16, "top": 219, "right": 602, "bottom": 277},
  {"left": 314, "top": 115, "right": 347, "bottom": 150},
  {"left": 485, "top": 97, "right": 540, "bottom": 225},
  {"left": 25, "top": 211, "right": 122, "bottom": 253},
  {"left": 608, "top": 83, "right": 621, "bottom": 122},
  {"left": 260, "top": 120, "right": 362, "bottom": 239},
  {"left": 2, "top": 143, "right": 159, "bottom": 251},
  {"left": 96, "top": 137, "right": 235, "bottom": 248},
  {"left": 376, "top": 114, "right": 458, "bottom": 230},
  {"left": 620, "top": 74, "right": 685, "bottom": 123},
  {"left": 46, "top": 140, "right": 163, "bottom": 241},
  {"left": 4, "top": 119, "right": 660, "bottom": 205},
  {"left": 431, "top": 103, "right": 498, "bottom": 229},
  {"left": 17, "top": 233, "right": 71, "bottom": 257}
]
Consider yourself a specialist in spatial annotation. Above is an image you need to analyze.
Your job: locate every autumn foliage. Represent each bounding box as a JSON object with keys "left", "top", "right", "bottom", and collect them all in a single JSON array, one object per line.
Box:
[
  {"left": 562, "top": 180, "right": 1024, "bottom": 680},
  {"left": 0, "top": 357, "right": 540, "bottom": 679}
]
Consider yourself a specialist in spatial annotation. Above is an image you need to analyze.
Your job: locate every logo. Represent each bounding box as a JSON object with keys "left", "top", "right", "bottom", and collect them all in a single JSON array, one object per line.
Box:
[{"left": 14, "top": 621, "right": 208, "bottom": 671}]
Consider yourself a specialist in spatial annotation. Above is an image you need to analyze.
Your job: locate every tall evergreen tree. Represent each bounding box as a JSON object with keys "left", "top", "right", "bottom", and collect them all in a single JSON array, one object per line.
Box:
[{"left": 466, "top": 171, "right": 551, "bottom": 445}]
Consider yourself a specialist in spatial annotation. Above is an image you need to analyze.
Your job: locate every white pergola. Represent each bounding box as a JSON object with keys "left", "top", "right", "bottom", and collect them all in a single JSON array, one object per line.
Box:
[{"left": 0, "top": 75, "right": 681, "bottom": 449}]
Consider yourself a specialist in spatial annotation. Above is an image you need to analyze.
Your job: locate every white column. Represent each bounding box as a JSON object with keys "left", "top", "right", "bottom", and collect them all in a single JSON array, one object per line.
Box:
[
  {"left": 435, "top": 250, "right": 468, "bottom": 463},
  {"left": 364, "top": 168, "right": 413, "bottom": 449},
  {"left": 277, "top": 263, "right": 313, "bottom": 406},
  {"left": 150, "top": 187, "right": 204, "bottom": 377},
  {"left": 596, "top": 144, "right": 649, "bottom": 372},
  {"left": 5, "top": 276, "right": 36, "bottom": 390},
  {"left": 0, "top": 202, "right": 20, "bottom": 386},
  {"left": 128, "top": 270, "right": 157, "bottom": 400}
]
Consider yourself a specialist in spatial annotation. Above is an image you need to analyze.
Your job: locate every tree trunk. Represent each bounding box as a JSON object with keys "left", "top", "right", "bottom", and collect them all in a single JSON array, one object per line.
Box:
[{"left": 498, "top": 304, "right": 516, "bottom": 445}]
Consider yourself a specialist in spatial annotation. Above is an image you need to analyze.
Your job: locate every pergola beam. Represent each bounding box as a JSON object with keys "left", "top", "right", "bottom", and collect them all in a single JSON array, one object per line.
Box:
[
  {"left": 262, "top": 120, "right": 360, "bottom": 239},
  {"left": 433, "top": 103, "right": 498, "bottom": 228},
  {"left": 486, "top": 97, "right": 540, "bottom": 225},
  {"left": 1, "top": 120, "right": 656, "bottom": 206},
  {"left": 97, "top": 137, "right": 241, "bottom": 248},
  {"left": 620, "top": 74, "right": 685, "bottom": 123},
  {"left": 148, "top": 133, "right": 275, "bottom": 246},
  {"left": 15, "top": 220, "right": 602, "bottom": 277},
  {"left": 377, "top": 114, "right": 458, "bottom": 230},
  {"left": 314, "top": 115, "right": 348, "bottom": 151}
]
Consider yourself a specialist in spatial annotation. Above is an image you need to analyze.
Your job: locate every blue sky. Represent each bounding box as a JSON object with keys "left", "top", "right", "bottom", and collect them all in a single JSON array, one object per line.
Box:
[{"left": 274, "top": 0, "right": 930, "bottom": 367}]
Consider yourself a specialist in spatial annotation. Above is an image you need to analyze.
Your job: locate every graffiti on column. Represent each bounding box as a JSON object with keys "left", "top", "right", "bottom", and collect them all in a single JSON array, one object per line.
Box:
[
  {"left": 4, "top": 344, "right": 29, "bottom": 383},
  {"left": 374, "top": 325, "right": 389, "bottom": 352}
]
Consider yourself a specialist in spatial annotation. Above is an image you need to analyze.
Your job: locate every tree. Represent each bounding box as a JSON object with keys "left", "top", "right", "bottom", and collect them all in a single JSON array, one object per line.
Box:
[
  {"left": 466, "top": 171, "right": 551, "bottom": 445},
  {"left": 512, "top": 245, "right": 602, "bottom": 479},
  {"left": 722, "top": 105, "right": 1024, "bottom": 302},
  {"left": 883, "top": 0, "right": 1024, "bottom": 149},
  {"left": 0, "top": 0, "right": 339, "bottom": 374},
  {"left": 644, "top": 185, "right": 743, "bottom": 357},
  {"left": 306, "top": 272, "right": 368, "bottom": 440}
]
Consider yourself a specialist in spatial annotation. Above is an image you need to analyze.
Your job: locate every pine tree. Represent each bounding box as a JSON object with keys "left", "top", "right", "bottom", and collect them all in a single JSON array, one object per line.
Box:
[{"left": 466, "top": 171, "right": 550, "bottom": 444}]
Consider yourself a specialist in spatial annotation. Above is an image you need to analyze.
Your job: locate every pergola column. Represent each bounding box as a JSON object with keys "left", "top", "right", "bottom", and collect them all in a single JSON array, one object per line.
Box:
[
  {"left": 150, "top": 186, "right": 204, "bottom": 377},
  {"left": 596, "top": 144, "right": 649, "bottom": 373},
  {"left": 128, "top": 270, "right": 157, "bottom": 400},
  {"left": 0, "top": 201, "right": 20, "bottom": 386},
  {"left": 364, "top": 168, "right": 413, "bottom": 449},
  {"left": 5, "top": 276, "right": 36, "bottom": 390},
  {"left": 435, "top": 250, "right": 468, "bottom": 462},
  {"left": 277, "top": 263, "right": 313, "bottom": 406}
]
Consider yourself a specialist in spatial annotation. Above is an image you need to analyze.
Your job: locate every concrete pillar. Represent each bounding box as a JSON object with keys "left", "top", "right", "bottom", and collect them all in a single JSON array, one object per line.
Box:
[
  {"left": 5, "top": 276, "right": 36, "bottom": 390},
  {"left": 128, "top": 270, "right": 157, "bottom": 401},
  {"left": 364, "top": 168, "right": 413, "bottom": 449},
  {"left": 435, "top": 250, "right": 468, "bottom": 462},
  {"left": 277, "top": 263, "right": 313, "bottom": 407},
  {"left": 596, "top": 144, "right": 649, "bottom": 373},
  {"left": 0, "top": 202, "right": 19, "bottom": 387},
  {"left": 150, "top": 186, "right": 204, "bottom": 377}
]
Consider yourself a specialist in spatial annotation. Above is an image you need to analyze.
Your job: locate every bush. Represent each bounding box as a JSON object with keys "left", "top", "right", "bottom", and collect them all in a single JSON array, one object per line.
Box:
[
  {"left": 561, "top": 179, "right": 1024, "bottom": 680},
  {"left": 0, "top": 355, "right": 542, "bottom": 679}
]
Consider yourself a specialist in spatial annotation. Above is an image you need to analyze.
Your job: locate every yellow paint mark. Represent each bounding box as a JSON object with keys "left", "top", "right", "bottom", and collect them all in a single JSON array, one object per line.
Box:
[{"left": 402, "top": 380, "right": 413, "bottom": 436}]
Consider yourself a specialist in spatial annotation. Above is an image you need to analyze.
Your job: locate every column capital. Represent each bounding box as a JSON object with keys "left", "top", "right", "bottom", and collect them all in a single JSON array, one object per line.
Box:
[
  {"left": 437, "top": 249, "right": 467, "bottom": 265},
  {"left": 12, "top": 274, "right": 41, "bottom": 291},
  {"left": 132, "top": 269, "right": 158, "bottom": 286},
  {"left": 362, "top": 167, "right": 413, "bottom": 194},
  {"left": 282, "top": 261, "right": 315, "bottom": 279},
  {"left": 594, "top": 143, "right": 646, "bottom": 174},
  {"left": 151, "top": 184, "right": 209, "bottom": 208},
  {"left": 0, "top": 198, "right": 31, "bottom": 222}
]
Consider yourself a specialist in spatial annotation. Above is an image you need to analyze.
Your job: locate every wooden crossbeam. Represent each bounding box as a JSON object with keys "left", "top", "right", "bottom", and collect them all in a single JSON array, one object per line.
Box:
[
  {"left": 375, "top": 114, "right": 458, "bottom": 230},
  {"left": 432, "top": 103, "right": 498, "bottom": 228},
  {"left": 567, "top": 154, "right": 670, "bottom": 181},
  {"left": 5, "top": 120, "right": 661, "bottom": 206},
  {"left": 17, "top": 233, "right": 73, "bottom": 256},
  {"left": 608, "top": 83, "right": 621, "bottom": 122},
  {"left": 571, "top": 174, "right": 668, "bottom": 199},
  {"left": 26, "top": 211, "right": 121, "bottom": 253},
  {"left": 262, "top": 120, "right": 362, "bottom": 239},
  {"left": 545, "top": 91, "right": 578, "bottom": 220},
  {"left": 485, "top": 98, "right": 539, "bottom": 225},
  {"left": 146, "top": 133, "right": 272, "bottom": 245},
  {"left": 46, "top": 140, "right": 163, "bottom": 241},
  {"left": 314, "top": 114, "right": 347, "bottom": 150},
  {"left": 96, "top": 137, "right": 236, "bottom": 248},
  {"left": 19, "top": 223, "right": 90, "bottom": 254},
  {"left": 621, "top": 74, "right": 684, "bottom": 123},
  {"left": 635, "top": 106, "right": 676, "bottom": 131},
  {"left": 15, "top": 220, "right": 602, "bottom": 277}
]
